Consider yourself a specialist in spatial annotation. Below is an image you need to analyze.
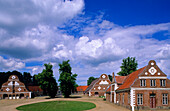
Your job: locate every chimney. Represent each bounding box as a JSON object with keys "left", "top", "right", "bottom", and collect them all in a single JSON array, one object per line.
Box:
[{"left": 112, "top": 72, "right": 115, "bottom": 83}]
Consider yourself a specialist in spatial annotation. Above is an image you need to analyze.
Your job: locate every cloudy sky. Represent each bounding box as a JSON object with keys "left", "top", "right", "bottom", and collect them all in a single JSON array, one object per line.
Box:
[{"left": 0, "top": 0, "right": 170, "bottom": 85}]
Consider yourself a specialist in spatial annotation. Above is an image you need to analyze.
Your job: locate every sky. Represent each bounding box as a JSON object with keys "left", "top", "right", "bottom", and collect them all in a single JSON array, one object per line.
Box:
[{"left": 0, "top": 0, "right": 170, "bottom": 85}]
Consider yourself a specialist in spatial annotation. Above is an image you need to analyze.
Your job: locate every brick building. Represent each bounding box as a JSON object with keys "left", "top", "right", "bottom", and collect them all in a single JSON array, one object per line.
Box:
[
  {"left": 106, "top": 60, "right": 170, "bottom": 110},
  {"left": 85, "top": 74, "right": 111, "bottom": 96},
  {"left": 27, "top": 86, "right": 43, "bottom": 97},
  {"left": 0, "top": 75, "right": 31, "bottom": 99},
  {"left": 105, "top": 75, "right": 126, "bottom": 102}
]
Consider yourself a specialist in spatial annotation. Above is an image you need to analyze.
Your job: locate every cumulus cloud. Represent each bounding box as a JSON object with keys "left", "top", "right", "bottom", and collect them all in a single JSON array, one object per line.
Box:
[
  {"left": 0, "top": 0, "right": 84, "bottom": 34},
  {"left": 0, "top": 1, "right": 169, "bottom": 84},
  {"left": 75, "top": 36, "right": 126, "bottom": 66},
  {"left": 0, "top": 56, "right": 25, "bottom": 70}
]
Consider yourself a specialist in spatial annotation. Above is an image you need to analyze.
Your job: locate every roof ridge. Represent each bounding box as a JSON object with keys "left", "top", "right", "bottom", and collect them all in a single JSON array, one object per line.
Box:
[{"left": 116, "top": 66, "right": 146, "bottom": 91}]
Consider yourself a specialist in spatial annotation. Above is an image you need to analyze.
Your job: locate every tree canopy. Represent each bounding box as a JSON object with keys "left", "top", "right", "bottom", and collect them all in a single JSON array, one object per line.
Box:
[
  {"left": 117, "top": 57, "right": 138, "bottom": 76},
  {"left": 36, "top": 63, "right": 58, "bottom": 98},
  {"left": 58, "top": 60, "right": 77, "bottom": 98},
  {"left": 87, "top": 76, "right": 97, "bottom": 85},
  {"left": 108, "top": 75, "right": 112, "bottom": 82}
]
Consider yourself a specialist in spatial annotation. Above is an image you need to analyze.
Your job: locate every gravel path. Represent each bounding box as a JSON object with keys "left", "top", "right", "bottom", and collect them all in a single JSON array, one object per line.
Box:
[{"left": 0, "top": 95, "right": 129, "bottom": 111}]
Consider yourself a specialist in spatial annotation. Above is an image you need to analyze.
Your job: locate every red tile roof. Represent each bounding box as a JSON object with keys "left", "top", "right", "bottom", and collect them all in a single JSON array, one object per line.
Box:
[
  {"left": 27, "top": 86, "right": 43, "bottom": 92},
  {"left": 115, "top": 76, "right": 127, "bottom": 84},
  {"left": 117, "top": 66, "right": 146, "bottom": 90},
  {"left": 76, "top": 86, "right": 88, "bottom": 92}
]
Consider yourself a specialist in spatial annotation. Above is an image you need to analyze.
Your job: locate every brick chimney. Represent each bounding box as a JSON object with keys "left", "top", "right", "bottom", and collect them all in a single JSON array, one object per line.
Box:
[{"left": 112, "top": 72, "right": 115, "bottom": 83}]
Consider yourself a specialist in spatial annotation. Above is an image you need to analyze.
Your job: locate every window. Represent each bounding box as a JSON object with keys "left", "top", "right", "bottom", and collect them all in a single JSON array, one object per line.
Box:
[
  {"left": 160, "top": 80, "right": 166, "bottom": 87},
  {"left": 122, "top": 94, "right": 124, "bottom": 104},
  {"left": 140, "top": 79, "right": 146, "bottom": 86},
  {"left": 118, "top": 94, "right": 120, "bottom": 103},
  {"left": 162, "top": 94, "right": 168, "bottom": 105},
  {"left": 137, "top": 94, "right": 143, "bottom": 105},
  {"left": 128, "top": 94, "right": 130, "bottom": 104},
  {"left": 150, "top": 79, "right": 156, "bottom": 86}
]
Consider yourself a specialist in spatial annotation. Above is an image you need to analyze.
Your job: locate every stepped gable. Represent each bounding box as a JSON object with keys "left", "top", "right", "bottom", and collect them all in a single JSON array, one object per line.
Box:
[{"left": 117, "top": 66, "right": 146, "bottom": 90}]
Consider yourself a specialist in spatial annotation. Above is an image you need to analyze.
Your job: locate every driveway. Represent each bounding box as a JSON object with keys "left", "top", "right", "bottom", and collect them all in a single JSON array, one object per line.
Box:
[{"left": 0, "top": 95, "right": 129, "bottom": 111}]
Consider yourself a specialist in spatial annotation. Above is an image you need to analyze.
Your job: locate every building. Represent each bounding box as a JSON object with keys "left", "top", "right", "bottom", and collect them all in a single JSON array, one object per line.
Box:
[
  {"left": 27, "top": 86, "right": 43, "bottom": 97},
  {"left": 0, "top": 75, "right": 31, "bottom": 99},
  {"left": 105, "top": 74, "right": 126, "bottom": 102},
  {"left": 106, "top": 60, "right": 170, "bottom": 110},
  {"left": 76, "top": 86, "right": 88, "bottom": 94},
  {"left": 85, "top": 74, "right": 111, "bottom": 96}
]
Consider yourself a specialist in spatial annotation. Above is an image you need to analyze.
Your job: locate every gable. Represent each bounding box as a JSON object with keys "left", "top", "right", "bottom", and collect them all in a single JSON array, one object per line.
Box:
[
  {"left": 0, "top": 75, "right": 29, "bottom": 93},
  {"left": 139, "top": 60, "right": 167, "bottom": 77},
  {"left": 90, "top": 74, "right": 111, "bottom": 92}
]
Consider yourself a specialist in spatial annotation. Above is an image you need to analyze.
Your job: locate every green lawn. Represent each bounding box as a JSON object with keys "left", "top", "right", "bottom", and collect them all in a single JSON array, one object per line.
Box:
[{"left": 16, "top": 101, "right": 96, "bottom": 111}]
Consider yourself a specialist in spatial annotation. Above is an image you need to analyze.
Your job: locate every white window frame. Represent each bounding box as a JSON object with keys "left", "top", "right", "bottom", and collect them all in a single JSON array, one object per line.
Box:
[
  {"left": 137, "top": 94, "right": 143, "bottom": 105},
  {"left": 150, "top": 79, "right": 156, "bottom": 86},
  {"left": 162, "top": 94, "right": 168, "bottom": 105},
  {"left": 160, "top": 80, "right": 166, "bottom": 87},
  {"left": 140, "top": 79, "right": 146, "bottom": 86}
]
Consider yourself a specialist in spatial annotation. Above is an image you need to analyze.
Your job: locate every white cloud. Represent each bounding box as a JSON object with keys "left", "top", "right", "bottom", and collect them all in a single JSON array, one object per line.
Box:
[
  {"left": 0, "top": 2, "right": 170, "bottom": 85},
  {"left": 0, "top": 0, "right": 84, "bottom": 33},
  {"left": 0, "top": 56, "right": 25, "bottom": 70},
  {"left": 75, "top": 36, "right": 126, "bottom": 66}
]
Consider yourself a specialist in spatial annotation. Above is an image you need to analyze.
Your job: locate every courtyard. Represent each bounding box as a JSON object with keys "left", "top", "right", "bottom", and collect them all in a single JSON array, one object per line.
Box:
[{"left": 0, "top": 94, "right": 129, "bottom": 111}]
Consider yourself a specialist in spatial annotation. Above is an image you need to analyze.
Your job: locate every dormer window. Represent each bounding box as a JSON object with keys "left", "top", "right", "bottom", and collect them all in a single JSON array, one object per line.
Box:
[
  {"left": 160, "top": 80, "right": 166, "bottom": 87},
  {"left": 140, "top": 79, "right": 146, "bottom": 86},
  {"left": 150, "top": 79, "right": 156, "bottom": 86}
]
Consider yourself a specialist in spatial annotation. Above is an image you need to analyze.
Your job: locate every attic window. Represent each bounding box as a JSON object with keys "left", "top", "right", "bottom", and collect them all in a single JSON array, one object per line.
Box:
[
  {"left": 150, "top": 79, "right": 156, "bottom": 86},
  {"left": 140, "top": 79, "right": 146, "bottom": 86},
  {"left": 160, "top": 80, "right": 166, "bottom": 87}
]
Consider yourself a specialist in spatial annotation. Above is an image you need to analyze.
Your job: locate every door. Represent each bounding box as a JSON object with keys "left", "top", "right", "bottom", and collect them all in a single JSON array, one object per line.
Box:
[{"left": 150, "top": 94, "right": 156, "bottom": 108}]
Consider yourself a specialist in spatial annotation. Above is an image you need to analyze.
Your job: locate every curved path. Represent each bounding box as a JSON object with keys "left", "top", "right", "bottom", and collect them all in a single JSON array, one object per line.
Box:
[{"left": 0, "top": 95, "right": 130, "bottom": 111}]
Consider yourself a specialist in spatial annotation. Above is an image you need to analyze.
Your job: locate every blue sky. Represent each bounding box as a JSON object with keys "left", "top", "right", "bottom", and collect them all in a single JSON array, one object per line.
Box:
[
  {"left": 85, "top": 0, "right": 170, "bottom": 26},
  {"left": 0, "top": 0, "right": 169, "bottom": 85}
]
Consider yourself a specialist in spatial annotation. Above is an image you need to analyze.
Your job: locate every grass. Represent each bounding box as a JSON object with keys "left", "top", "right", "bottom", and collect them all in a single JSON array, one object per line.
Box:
[{"left": 16, "top": 101, "right": 96, "bottom": 111}]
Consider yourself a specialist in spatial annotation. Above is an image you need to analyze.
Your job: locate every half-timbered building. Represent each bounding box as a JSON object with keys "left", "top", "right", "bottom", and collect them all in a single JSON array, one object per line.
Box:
[{"left": 0, "top": 75, "right": 31, "bottom": 99}]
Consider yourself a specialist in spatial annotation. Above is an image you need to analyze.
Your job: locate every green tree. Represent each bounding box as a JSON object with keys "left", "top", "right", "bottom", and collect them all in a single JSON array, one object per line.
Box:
[
  {"left": 108, "top": 75, "right": 112, "bottom": 82},
  {"left": 36, "top": 63, "right": 58, "bottom": 98},
  {"left": 58, "top": 60, "right": 77, "bottom": 98},
  {"left": 32, "top": 74, "right": 39, "bottom": 85},
  {"left": 87, "top": 77, "right": 97, "bottom": 85},
  {"left": 23, "top": 72, "right": 32, "bottom": 86},
  {"left": 117, "top": 57, "right": 138, "bottom": 76}
]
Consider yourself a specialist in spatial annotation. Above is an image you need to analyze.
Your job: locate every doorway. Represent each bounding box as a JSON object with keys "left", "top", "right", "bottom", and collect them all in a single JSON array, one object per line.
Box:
[
  {"left": 150, "top": 93, "right": 156, "bottom": 108},
  {"left": 95, "top": 92, "right": 99, "bottom": 96}
]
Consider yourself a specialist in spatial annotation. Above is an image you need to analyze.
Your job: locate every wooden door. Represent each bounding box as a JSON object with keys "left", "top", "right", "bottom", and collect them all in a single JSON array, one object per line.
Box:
[{"left": 150, "top": 97, "right": 156, "bottom": 108}]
